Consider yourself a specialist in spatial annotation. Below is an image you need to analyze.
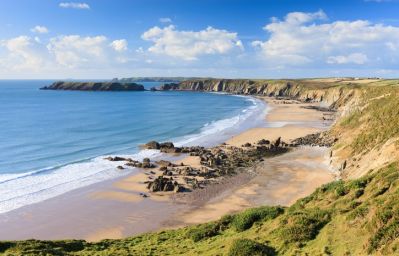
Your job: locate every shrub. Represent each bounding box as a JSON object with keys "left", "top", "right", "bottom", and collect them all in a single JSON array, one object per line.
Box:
[
  {"left": 231, "top": 206, "right": 284, "bottom": 232},
  {"left": 228, "top": 239, "right": 276, "bottom": 256},
  {"left": 188, "top": 222, "right": 221, "bottom": 242},
  {"left": 277, "top": 209, "right": 331, "bottom": 243}
]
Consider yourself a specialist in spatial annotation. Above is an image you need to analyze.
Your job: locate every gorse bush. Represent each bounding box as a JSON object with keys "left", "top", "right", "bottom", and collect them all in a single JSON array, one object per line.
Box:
[
  {"left": 228, "top": 239, "right": 276, "bottom": 256},
  {"left": 276, "top": 209, "right": 331, "bottom": 243},
  {"left": 231, "top": 206, "right": 284, "bottom": 232}
]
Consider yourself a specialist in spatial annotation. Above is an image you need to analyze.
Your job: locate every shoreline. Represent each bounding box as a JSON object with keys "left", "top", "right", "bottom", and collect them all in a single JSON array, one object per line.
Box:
[{"left": 0, "top": 96, "right": 335, "bottom": 241}]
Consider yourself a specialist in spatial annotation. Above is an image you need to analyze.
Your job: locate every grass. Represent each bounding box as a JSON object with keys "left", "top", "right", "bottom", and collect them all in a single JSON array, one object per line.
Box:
[
  {"left": 336, "top": 86, "right": 399, "bottom": 154},
  {"left": 227, "top": 239, "right": 276, "bottom": 256}
]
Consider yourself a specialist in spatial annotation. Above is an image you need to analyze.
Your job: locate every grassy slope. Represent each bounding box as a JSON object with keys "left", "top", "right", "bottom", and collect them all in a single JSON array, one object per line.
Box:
[{"left": 1, "top": 80, "right": 399, "bottom": 256}]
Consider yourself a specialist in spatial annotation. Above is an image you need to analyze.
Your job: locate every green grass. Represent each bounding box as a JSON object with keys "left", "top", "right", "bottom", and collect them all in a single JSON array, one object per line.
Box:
[
  {"left": 227, "top": 239, "right": 276, "bottom": 256},
  {"left": 337, "top": 86, "right": 399, "bottom": 154}
]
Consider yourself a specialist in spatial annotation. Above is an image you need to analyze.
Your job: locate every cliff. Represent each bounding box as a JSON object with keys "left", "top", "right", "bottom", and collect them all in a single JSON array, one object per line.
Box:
[
  {"left": 171, "top": 79, "right": 362, "bottom": 109},
  {"left": 41, "top": 81, "right": 145, "bottom": 91}
]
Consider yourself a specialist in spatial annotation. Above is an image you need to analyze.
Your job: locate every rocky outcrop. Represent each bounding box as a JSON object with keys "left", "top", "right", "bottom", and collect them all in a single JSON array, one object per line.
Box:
[
  {"left": 147, "top": 176, "right": 184, "bottom": 192},
  {"left": 292, "top": 132, "right": 338, "bottom": 147},
  {"left": 41, "top": 81, "right": 145, "bottom": 91}
]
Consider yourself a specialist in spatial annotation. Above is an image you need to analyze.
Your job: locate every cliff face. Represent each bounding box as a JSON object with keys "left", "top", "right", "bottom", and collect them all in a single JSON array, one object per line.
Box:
[
  {"left": 41, "top": 81, "right": 145, "bottom": 91},
  {"left": 177, "top": 79, "right": 358, "bottom": 109}
]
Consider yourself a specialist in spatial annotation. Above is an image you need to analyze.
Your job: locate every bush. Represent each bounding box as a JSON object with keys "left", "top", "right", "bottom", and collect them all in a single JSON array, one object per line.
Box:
[
  {"left": 188, "top": 222, "right": 221, "bottom": 242},
  {"left": 228, "top": 239, "right": 276, "bottom": 256},
  {"left": 277, "top": 209, "right": 331, "bottom": 243},
  {"left": 231, "top": 206, "right": 284, "bottom": 232}
]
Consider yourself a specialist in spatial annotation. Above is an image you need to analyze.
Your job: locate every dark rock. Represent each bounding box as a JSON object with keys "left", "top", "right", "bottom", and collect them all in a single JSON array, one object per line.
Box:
[
  {"left": 147, "top": 176, "right": 180, "bottom": 192},
  {"left": 104, "top": 156, "right": 127, "bottom": 161},
  {"left": 156, "top": 160, "right": 175, "bottom": 167},
  {"left": 143, "top": 141, "right": 160, "bottom": 149},
  {"left": 117, "top": 165, "right": 124, "bottom": 170},
  {"left": 258, "top": 139, "right": 270, "bottom": 145}
]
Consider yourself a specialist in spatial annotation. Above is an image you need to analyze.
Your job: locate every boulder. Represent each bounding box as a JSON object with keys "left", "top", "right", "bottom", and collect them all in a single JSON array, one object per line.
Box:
[
  {"left": 143, "top": 141, "right": 160, "bottom": 149},
  {"left": 104, "top": 156, "right": 127, "bottom": 161},
  {"left": 273, "top": 137, "right": 281, "bottom": 148},
  {"left": 258, "top": 139, "right": 270, "bottom": 145},
  {"left": 147, "top": 176, "right": 180, "bottom": 192},
  {"left": 156, "top": 160, "right": 175, "bottom": 167}
]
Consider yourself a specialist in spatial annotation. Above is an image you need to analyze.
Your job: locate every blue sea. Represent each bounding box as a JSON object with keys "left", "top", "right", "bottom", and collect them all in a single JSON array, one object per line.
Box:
[{"left": 0, "top": 80, "right": 267, "bottom": 213}]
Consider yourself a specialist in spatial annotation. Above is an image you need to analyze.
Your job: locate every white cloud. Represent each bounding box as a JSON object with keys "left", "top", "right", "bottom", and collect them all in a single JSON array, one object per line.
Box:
[
  {"left": 0, "top": 36, "right": 45, "bottom": 71},
  {"left": 110, "top": 39, "right": 128, "bottom": 52},
  {"left": 47, "top": 35, "right": 107, "bottom": 67},
  {"left": 327, "top": 53, "right": 369, "bottom": 64},
  {"left": 31, "top": 25, "right": 49, "bottom": 34},
  {"left": 59, "top": 2, "right": 90, "bottom": 9},
  {"left": 141, "top": 25, "right": 243, "bottom": 60},
  {"left": 159, "top": 17, "right": 172, "bottom": 23},
  {"left": 252, "top": 10, "right": 399, "bottom": 66}
]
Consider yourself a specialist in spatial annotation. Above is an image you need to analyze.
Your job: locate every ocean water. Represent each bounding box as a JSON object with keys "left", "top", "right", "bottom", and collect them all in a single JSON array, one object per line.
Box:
[{"left": 0, "top": 80, "right": 267, "bottom": 214}]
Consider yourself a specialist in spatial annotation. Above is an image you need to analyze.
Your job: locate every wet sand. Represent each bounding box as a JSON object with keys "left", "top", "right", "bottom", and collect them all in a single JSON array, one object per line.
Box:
[{"left": 0, "top": 96, "right": 334, "bottom": 241}]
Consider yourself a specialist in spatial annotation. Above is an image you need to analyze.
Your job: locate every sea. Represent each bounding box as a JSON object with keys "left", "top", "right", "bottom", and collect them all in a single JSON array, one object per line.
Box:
[{"left": 0, "top": 80, "right": 267, "bottom": 214}]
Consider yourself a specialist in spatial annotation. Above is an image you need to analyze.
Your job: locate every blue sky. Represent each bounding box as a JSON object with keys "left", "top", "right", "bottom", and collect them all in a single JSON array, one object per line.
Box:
[{"left": 1, "top": 0, "right": 399, "bottom": 79}]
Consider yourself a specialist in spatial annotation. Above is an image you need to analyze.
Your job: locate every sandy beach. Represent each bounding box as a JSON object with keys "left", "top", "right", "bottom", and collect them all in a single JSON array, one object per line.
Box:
[{"left": 0, "top": 96, "right": 334, "bottom": 241}]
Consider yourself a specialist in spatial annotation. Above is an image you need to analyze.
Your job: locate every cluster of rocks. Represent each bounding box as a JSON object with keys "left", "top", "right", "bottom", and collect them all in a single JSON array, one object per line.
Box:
[
  {"left": 143, "top": 141, "right": 206, "bottom": 154},
  {"left": 146, "top": 176, "right": 185, "bottom": 193},
  {"left": 104, "top": 156, "right": 156, "bottom": 168},
  {"left": 292, "top": 132, "right": 337, "bottom": 147},
  {"left": 105, "top": 137, "right": 291, "bottom": 194}
]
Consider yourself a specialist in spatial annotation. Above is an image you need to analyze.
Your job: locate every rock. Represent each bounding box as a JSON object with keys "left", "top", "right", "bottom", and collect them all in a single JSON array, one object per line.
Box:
[
  {"left": 159, "top": 142, "right": 182, "bottom": 153},
  {"left": 147, "top": 176, "right": 180, "bottom": 192},
  {"left": 143, "top": 141, "right": 160, "bottom": 149},
  {"left": 242, "top": 142, "right": 252, "bottom": 147},
  {"left": 160, "top": 142, "right": 174, "bottom": 149},
  {"left": 156, "top": 160, "right": 175, "bottom": 167},
  {"left": 139, "top": 192, "right": 148, "bottom": 198},
  {"left": 273, "top": 137, "right": 281, "bottom": 148},
  {"left": 117, "top": 165, "right": 124, "bottom": 170},
  {"left": 104, "top": 156, "right": 127, "bottom": 161},
  {"left": 258, "top": 139, "right": 270, "bottom": 145},
  {"left": 174, "top": 185, "right": 185, "bottom": 193}
]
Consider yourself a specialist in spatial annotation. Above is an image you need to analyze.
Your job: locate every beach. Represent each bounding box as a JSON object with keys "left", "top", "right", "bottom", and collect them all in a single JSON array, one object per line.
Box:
[{"left": 0, "top": 96, "right": 334, "bottom": 241}]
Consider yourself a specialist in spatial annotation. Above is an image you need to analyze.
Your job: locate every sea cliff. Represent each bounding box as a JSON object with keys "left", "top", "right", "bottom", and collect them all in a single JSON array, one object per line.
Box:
[{"left": 41, "top": 81, "right": 145, "bottom": 91}]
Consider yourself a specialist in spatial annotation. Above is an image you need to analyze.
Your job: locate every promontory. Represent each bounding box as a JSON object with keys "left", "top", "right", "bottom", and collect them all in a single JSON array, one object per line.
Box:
[{"left": 40, "top": 81, "right": 145, "bottom": 91}]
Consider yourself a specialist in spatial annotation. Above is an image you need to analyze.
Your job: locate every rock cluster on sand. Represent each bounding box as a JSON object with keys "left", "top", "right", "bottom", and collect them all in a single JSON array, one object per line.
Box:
[
  {"left": 104, "top": 137, "right": 292, "bottom": 195},
  {"left": 146, "top": 176, "right": 184, "bottom": 192},
  {"left": 292, "top": 132, "right": 337, "bottom": 147}
]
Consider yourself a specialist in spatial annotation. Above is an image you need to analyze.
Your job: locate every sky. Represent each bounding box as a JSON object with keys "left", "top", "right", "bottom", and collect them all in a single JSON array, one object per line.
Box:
[{"left": 1, "top": 0, "right": 399, "bottom": 79}]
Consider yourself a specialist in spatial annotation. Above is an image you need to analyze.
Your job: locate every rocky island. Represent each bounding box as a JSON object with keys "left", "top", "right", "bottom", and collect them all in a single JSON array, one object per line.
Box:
[{"left": 40, "top": 81, "right": 145, "bottom": 91}]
